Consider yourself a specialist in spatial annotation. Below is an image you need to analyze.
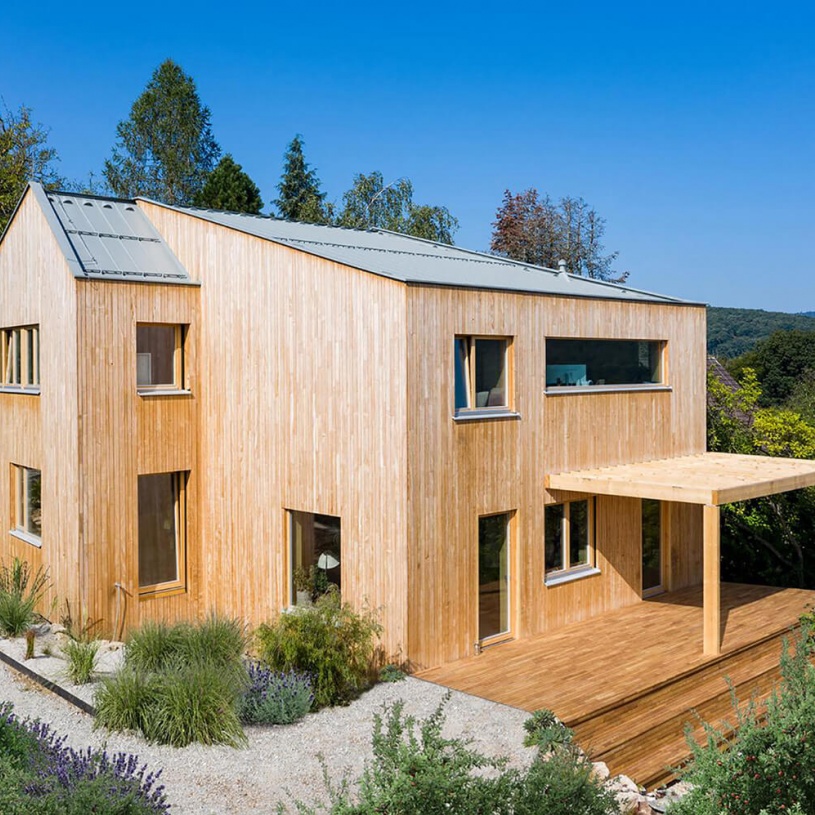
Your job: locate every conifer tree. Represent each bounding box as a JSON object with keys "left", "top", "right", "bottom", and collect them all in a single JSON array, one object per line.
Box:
[
  {"left": 274, "top": 135, "right": 329, "bottom": 223},
  {"left": 193, "top": 154, "right": 262, "bottom": 214},
  {"left": 103, "top": 59, "right": 221, "bottom": 205}
]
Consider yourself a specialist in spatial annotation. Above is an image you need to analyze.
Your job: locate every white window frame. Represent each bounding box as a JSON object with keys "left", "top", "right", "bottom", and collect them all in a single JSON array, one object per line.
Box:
[
  {"left": 1, "top": 326, "right": 40, "bottom": 392},
  {"left": 544, "top": 498, "right": 598, "bottom": 585}
]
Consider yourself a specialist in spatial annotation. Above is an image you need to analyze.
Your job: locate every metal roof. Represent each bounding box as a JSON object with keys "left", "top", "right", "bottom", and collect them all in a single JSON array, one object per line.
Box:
[
  {"left": 151, "top": 203, "right": 697, "bottom": 305},
  {"left": 30, "top": 183, "right": 191, "bottom": 284}
]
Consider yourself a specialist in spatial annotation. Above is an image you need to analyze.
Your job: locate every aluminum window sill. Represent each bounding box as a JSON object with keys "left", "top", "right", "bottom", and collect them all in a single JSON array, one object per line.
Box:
[
  {"left": 0, "top": 387, "right": 40, "bottom": 396},
  {"left": 545, "top": 384, "right": 672, "bottom": 396},
  {"left": 9, "top": 529, "right": 42, "bottom": 548},
  {"left": 544, "top": 566, "right": 600, "bottom": 587},
  {"left": 137, "top": 389, "right": 192, "bottom": 397},
  {"left": 453, "top": 410, "right": 521, "bottom": 422}
]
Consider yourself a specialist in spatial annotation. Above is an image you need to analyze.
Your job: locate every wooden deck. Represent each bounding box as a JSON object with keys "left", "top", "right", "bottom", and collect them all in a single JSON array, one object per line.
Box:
[{"left": 417, "top": 583, "right": 815, "bottom": 788}]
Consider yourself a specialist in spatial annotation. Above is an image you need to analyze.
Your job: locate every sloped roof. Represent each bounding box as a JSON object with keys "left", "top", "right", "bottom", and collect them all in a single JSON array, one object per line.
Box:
[
  {"left": 27, "top": 183, "right": 192, "bottom": 284},
  {"left": 148, "top": 201, "right": 698, "bottom": 305}
]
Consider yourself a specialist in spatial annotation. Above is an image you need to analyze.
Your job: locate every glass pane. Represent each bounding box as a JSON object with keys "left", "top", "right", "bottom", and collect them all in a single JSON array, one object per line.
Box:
[
  {"left": 26, "top": 330, "right": 35, "bottom": 386},
  {"left": 137, "top": 325, "right": 177, "bottom": 386},
  {"left": 546, "top": 339, "right": 663, "bottom": 386},
  {"left": 138, "top": 473, "right": 179, "bottom": 587},
  {"left": 474, "top": 340, "right": 506, "bottom": 407},
  {"left": 642, "top": 499, "right": 662, "bottom": 591},
  {"left": 545, "top": 504, "right": 565, "bottom": 572},
  {"left": 290, "top": 511, "right": 341, "bottom": 605},
  {"left": 13, "top": 330, "right": 21, "bottom": 384},
  {"left": 479, "top": 513, "right": 509, "bottom": 640},
  {"left": 454, "top": 339, "right": 470, "bottom": 409},
  {"left": 25, "top": 469, "right": 42, "bottom": 538},
  {"left": 569, "top": 500, "right": 590, "bottom": 567}
]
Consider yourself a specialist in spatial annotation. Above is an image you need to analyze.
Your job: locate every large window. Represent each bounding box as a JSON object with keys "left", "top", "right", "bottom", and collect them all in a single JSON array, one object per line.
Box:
[
  {"left": 545, "top": 499, "right": 595, "bottom": 580},
  {"left": 12, "top": 466, "right": 41, "bottom": 544},
  {"left": 137, "top": 324, "right": 185, "bottom": 391},
  {"left": 138, "top": 472, "right": 187, "bottom": 595},
  {"left": 454, "top": 336, "right": 510, "bottom": 412},
  {"left": 289, "top": 511, "right": 341, "bottom": 607},
  {"left": 546, "top": 339, "right": 664, "bottom": 389},
  {"left": 1, "top": 326, "right": 40, "bottom": 390}
]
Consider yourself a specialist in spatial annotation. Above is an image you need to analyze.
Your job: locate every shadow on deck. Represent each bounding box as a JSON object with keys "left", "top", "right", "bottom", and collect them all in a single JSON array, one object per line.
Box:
[{"left": 416, "top": 583, "right": 815, "bottom": 788}]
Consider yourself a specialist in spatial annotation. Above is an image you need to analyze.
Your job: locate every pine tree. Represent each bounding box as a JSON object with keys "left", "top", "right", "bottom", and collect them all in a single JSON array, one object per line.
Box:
[
  {"left": 274, "top": 136, "right": 329, "bottom": 223},
  {"left": 193, "top": 154, "right": 263, "bottom": 214},
  {"left": 103, "top": 59, "right": 221, "bottom": 205}
]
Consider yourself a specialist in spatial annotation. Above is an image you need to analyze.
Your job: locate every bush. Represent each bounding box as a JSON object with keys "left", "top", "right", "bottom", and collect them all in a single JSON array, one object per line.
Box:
[
  {"left": 62, "top": 639, "right": 100, "bottom": 685},
  {"left": 0, "top": 558, "right": 49, "bottom": 637},
  {"left": 285, "top": 696, "right": 617, "bottom": 815},
  {"left": 256, "top": 589, "right": 382, "bottom": 708},
  {"left": 238, "top": 663, "right": 313, "bottom": 725},
  {"left": 669, "top": 627, "right": 815, "bottom": 815},
  {"left": 96, "top": 614, "right": 249, "bottom": 747},
  {"left": 0, "top": 701, "right": 168, "bottom": 814}
]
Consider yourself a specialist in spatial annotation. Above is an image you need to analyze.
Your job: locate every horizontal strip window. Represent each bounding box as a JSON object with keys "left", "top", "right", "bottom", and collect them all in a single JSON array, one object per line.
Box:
[
  {"left": 1, "top": 326, "right": 40, "bottom": 390},
  {"left": 546, "top": 339, "right": 665, "bottom": 389}
]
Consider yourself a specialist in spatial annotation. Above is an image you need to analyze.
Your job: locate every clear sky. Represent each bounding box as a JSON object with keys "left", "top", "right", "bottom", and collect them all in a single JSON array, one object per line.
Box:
[{"left": 3, "top": 1, "right": 813, "bottom": 312}]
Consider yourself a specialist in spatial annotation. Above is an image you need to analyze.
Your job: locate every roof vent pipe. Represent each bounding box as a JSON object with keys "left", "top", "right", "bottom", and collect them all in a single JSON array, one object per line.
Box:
[{"left": 557, "top": 259, "right": 568, "bottom": 275}]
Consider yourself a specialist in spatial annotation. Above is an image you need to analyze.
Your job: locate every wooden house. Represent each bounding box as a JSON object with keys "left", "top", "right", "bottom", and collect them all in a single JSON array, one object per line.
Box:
[{"left": 3, "top": 182, "right": 815, "bottom": 784}]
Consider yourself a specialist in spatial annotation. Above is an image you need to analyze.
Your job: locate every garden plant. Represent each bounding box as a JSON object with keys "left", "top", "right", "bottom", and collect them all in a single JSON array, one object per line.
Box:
[{"left": 0, "top": 558, "right": 49, "bottom": 637}]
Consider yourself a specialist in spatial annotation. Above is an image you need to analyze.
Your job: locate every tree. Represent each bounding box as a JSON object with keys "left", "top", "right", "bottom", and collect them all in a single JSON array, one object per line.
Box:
[
  {"left": 273, "top": 135, "right": 330, "bottom": 224},
  {"left": 103, "top": 59, "right": 221, "bottom": 205},
  {"left": 337, "top": 171, "right": 458, "bottom": 244},
  {"left": 490, "top": 188, "right": 627, "bottom": 282},
  {"left": 0, "top": 103, "right": 64, "bottom": 233},
  {"left": 193, "top": 154, "right": 262, "bottom": 214}
]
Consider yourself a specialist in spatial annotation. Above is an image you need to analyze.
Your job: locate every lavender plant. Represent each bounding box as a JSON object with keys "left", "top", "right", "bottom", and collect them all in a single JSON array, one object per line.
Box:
[
  {"left": 0, "top": 701, "right": 169, "bottom": 814},
  {"left": 238, "top": 662, "right": 313, "bottom": 725}
]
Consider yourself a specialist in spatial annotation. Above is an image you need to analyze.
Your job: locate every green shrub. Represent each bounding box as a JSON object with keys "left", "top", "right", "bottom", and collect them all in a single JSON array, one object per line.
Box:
[
  {"left": 256, "top": 589, "right": 382, "bottom": 708},
  {"left": 95, "top": 667, "right": 159, "bottom": 734},
  {"left": 0, "top": 558, "right": 49, "bottom": 637},
  {"left": 62, "top": 639, "right": 100, "bottom": 684},
  {"left": 378, "top": 664, "right": 407, "bottom": 683},
  {"left": 124, "top": 620, "right": 189, "bottom": 673},
  {"left": 669, "top": 628, "right": 815, "bottom": 815},
  {"left": 285, "top": 695, "right": 617, "bottom": 815},
  {"left": 238, "top": 663, "right": 313, "bottom": 725},
  {"left": 522, "top": 708, "right": 573, "bottom": 750}
]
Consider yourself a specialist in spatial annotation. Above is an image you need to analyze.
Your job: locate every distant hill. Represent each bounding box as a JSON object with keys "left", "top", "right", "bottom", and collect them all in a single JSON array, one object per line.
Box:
[{"left": 708, "top": 307, "right": 815, "bottom": 359}]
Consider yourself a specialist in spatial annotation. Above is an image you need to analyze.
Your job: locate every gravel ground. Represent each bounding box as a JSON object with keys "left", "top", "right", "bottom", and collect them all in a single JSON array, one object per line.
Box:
[{"left": 0, "top": 635, "right": 535, "bottom": 814}]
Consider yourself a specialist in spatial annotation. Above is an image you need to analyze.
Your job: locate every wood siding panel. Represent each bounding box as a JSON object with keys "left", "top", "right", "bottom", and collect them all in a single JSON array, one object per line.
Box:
[{"left": 0, "top": 191, "right": 79, "bottom": 618}]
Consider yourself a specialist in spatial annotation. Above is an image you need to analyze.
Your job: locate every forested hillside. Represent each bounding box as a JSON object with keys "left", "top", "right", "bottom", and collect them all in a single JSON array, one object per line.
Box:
[{"left": 707, "top": 306, "right": 815, "bottom": 358}]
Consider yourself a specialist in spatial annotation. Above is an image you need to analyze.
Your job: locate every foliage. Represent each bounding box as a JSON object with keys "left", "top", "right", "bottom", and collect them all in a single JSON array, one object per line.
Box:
[
  {"left": 0, "top": 701, "right": 168, "bottom": 814},
  {"left": 285, "top": 696, "right": 617, "bottom": 815},
  {"left": 707, "top": 307, "right": 815, "bottom": 359},
  {"left": 0, "top": 102, "right": 64, "bottom": 234},
  {"left": 96, "top": 615, "right": 249, "bottom": 747},
  {"left": 0, "top": 558, "right": 50, "bottom": 637},
  {"left": 256, "top": 589, "right": 382, "bottom": 708},
  {"left": 62, "top": 639, "right": 100, "bottom": 685},
  {"left": 60, "top": 599, "right": 102, "bottom": 643},
  {"left": 238, "top": 663, "right": 313, "bottom": 725},
  {"left": 522, "top": 708, "right": 572, "bottom": 750},
  {"left": 669, "top": 629, "right": 815, "bottom": 815},
  {"left": 727, "top": 329, "right": 815, "bottom": 407},
  {"left": 490, "top": 188, "right": 626, "bottom": 282},
  {"left": 103, "top": 59, "right": 221, "bottom": 204},
  {"left": 274, "top": 135, "right": 331, "bottom": 224},
  {"left": 378, "top": 664, "right": 406, "bottom": 683},
  {"left": 193, "top": 154, "right": 263, "bottom": 214},
  {"left": 337, "top": 171, "right": 458, "bottom": 244}
]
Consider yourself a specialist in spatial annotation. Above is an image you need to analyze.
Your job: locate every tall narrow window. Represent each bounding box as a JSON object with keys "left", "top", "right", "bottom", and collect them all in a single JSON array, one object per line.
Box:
[
  {"left": 289, "top": 511, "right": 341, "bottom": 606},
  {"left": 1, "top": 326, "right": 40, "bottom": 390},
  {"left": 12, "top": 466, "right": 42, "bottom": 544},
  {"left": 138, "top": 472, "right": 187, "bottom": 595},
  {"left": 545, "top": 499, "right": 595, "bottom": 581},
  {"left": 479, "top": 512, "right": 512, "bottom": 642},
  {"left": 137, "top": 324, "right": 184, "bottom": 390},
  {"left": 454, "top": 336, "right": 510, "bottom": 412},
  {"left": 642, "top": 499, "right": 663, "bottom": 596}
]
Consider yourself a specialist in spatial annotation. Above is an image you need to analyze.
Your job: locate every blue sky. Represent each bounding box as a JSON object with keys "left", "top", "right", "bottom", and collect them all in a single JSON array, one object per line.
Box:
[{"left": 3, "top": 2, "right": 813, "bottom": 311}]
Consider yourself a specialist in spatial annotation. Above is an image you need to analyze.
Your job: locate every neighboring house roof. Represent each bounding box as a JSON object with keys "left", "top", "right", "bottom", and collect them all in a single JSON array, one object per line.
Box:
[
  {"left": 707, "top": 356, "right": 740, "bottom": 392},
  {"left": 25, "top": 183, "right": 192, "bottom": 284},
  {"left": 146, "top": 200, "right": 700, "bottom": 306}
]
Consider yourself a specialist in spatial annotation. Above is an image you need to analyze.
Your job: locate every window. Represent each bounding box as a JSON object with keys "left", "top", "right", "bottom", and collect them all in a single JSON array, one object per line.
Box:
[
  {"left": 138, "top": 472, "right": 187, "bottom": 595},
  {"left": 289, "top": 511, "right": 341, "bottom": 607},
  {"left": 1, "top": 326, "right": 40, "bottom": 390},
  {"left": 546, "top": 339, "right": 664, "bottom": 389},
  {"left": 545, "top": 499, "right": 595, "bottom": 580},
  {"left": 12, "top": 466, "right": 41, "bottom": 544},
  {"left": 479, "top": 512, "right": 512, "bottom": 642},
  {"left": 454, "top": 336, "right": 510, "bottom": 412},
  {"left": 137, "top": 324, "right": 184, "bottom": 391}
]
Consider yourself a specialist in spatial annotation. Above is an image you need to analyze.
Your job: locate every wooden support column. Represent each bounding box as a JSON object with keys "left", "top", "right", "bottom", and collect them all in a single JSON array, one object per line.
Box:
[{"left": 703, "top": 504, "right": 721, "bottom": 656}]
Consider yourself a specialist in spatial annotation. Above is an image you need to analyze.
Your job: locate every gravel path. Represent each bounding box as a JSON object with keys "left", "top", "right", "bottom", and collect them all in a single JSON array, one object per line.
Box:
[{"left": 0, "top": 648, "right": 535, "bottom": 814}]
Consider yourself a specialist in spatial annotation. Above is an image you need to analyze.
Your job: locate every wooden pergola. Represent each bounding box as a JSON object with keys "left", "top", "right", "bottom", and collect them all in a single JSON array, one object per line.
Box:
[{"left": 545, "top": 452, "right": 815, "bottom": 656}]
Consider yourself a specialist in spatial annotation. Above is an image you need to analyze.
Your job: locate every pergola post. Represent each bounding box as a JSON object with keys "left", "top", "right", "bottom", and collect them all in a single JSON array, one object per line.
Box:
[{"left": 703, "top": 503, "right": 721, "bottom": 656}]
